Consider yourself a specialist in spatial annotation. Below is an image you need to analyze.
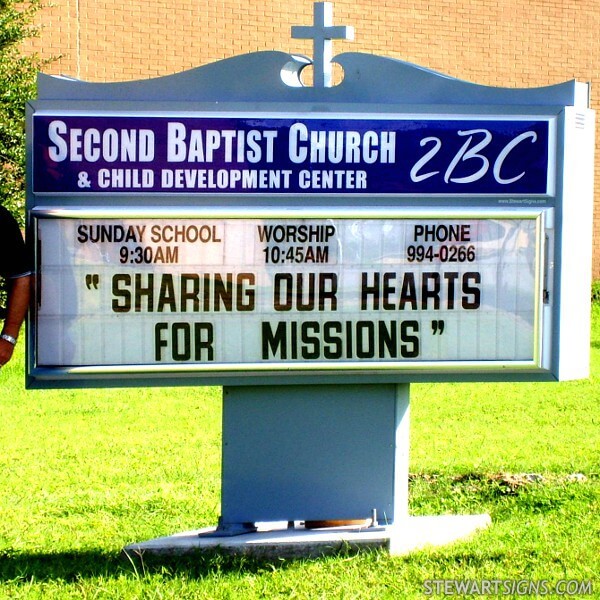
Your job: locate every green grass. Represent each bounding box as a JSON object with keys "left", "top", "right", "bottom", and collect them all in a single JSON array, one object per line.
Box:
[{"left": 0, "top": 305, "right": 598, "bottom": 598}]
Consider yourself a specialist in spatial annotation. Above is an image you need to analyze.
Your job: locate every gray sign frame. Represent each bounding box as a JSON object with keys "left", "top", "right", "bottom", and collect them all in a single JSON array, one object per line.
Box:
[{"left": 26, "top": 50, "right": 595, "bottom": 388}]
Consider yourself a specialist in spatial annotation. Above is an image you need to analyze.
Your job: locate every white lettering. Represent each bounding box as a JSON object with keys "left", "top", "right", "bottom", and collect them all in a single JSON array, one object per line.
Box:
[
  {"left": 494, "top": 131, "right": 537, "bottom": 184},
  {"left": 47, "top": 121, "right": 156, "bottom": 163},
  {"left": 167, "top": 122, "right": 187, "bottom": 162},
  {"left": 47, "top": 120, "right": 68, "bottom": 162},
  {"left": 288, "top": 123, "right": 396, "bottom": 165},
  {"left": 289, "top": 123, "right": 308, "bottom": 163},
  {"left": 444, "top": 129, "right": 492, "bottom": 184}
]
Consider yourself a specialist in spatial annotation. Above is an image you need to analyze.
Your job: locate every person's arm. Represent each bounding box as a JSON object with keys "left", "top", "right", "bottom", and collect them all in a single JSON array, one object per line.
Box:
[{"left": 0, "top": 275, "right": 32, "bottom": 365}]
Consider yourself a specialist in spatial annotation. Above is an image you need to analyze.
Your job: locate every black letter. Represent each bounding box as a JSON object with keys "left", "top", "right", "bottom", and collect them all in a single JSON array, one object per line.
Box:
[
  {"left": 134, "top": 273, "right": 154, "bottom": 312},
  {"left": 462, "top": 272, "right": 481, "bottom": 309},
  {"left": 112, "top": 274, "right": 131, "bottom": 313},
  {"left": 262, "top": 321, "right": 287, "bottom": 358},
  {"left": 301, "top": 321, "right": 320, "bottom": 359},
  {"left": 421, "top": 272, "right": 440, "bottom": 310},
  {"left": 356, "top": 321, "right": 375, "bottom": 358},
  {"left": 172, "top": 322, "right": 191, "bottom": 361},
  {"left": 444, "top": 272, "right": 459, "bottom": 310},
  {"left": 157, "top": 274, "right": 177, "bottom": 312},
  {"left": 77, "top": 225, "right": 88, "bottom": 243},
  {"left": 155, "top": 322, "right": 169, "bottom": 361},
  {"left": 194, "top": 323, "right": 214, "bottom": 361},
  {"left": 361, "top": 272, "right": 380, "bottom": 310},
  {"left": 319, "top": 273, "right": 337, "bottom": 310},
  {"left": 399, "top": 273, "right": 417, "bottom": 310},
  {"left": 236, "top": 273, "right": 256, "bottom": 311},
  {"left": 400, "top": 320, "right": 420, "bottom": 358},
  {"left": 378, "top": 320, "right": 398, "bottom": 358},
  {"left": 323, "top": 321, "right": 343, "bottom": 359},
  {"left": 213, "top": 273, "right": 233, "bottom": 311},
  {"left": 273, "top": 273, "right": 293, "bottom": 311},
  {"left": 180, "top": 274, "right": 200, "bottom": 312}
]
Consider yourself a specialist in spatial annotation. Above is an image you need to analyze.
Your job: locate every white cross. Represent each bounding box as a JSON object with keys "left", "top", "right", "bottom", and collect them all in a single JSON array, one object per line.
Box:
[{"left": 291, "top": 2, "right": 354, "bottom": 88}]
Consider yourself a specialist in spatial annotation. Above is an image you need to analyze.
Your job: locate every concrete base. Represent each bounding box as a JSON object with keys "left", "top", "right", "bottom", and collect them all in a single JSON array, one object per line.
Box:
[{"left": 124, "top": 514, "right": 491, "bottom": 560}]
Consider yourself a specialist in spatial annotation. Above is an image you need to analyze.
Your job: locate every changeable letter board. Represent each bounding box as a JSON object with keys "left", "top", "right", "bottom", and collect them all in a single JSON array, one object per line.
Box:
[{"left": 33, "top": 210, "right": 545, "bottom": 375}]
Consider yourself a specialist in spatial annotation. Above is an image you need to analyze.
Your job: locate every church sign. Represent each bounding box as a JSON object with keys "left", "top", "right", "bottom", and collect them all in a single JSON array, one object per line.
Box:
[
  {"left": 25, "top": 1, "right": 597, "bottom": 549},
  {"left": 26, "top": 6, "right": 593, "bottom": 389}
]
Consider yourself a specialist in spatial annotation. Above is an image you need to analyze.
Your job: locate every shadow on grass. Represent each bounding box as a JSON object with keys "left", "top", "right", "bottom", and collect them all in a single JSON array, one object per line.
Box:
[
  {"left": 3, "top": 477, "right": 594, "bottom": 585},
  {"left": 0, "top": 550, "right": 123, "bottom": 583},
  {"left": 0, "top": 546, "right": 357, "bottom": 584}
]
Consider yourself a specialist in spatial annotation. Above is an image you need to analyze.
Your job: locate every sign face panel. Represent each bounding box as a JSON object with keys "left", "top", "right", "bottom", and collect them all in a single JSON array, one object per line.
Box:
[
  {"left": 32, "top": 114, "right": 552, "bottom": 195},
  {"left": 26, "top": 51, "right": 596, "bottom": 387},
  {"left": 34, "top": 211, "right": 543, "bottom": 374}
]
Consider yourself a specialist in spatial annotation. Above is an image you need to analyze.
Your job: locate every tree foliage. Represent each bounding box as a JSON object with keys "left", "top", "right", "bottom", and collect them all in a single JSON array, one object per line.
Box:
[{"left": 0, "top": 0, "right": 42, "bottom": 226}]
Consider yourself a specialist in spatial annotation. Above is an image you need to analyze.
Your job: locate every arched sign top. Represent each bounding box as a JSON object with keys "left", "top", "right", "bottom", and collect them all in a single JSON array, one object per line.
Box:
[{"left": 36, "top": 50, "right": 585, "bottom": 108}]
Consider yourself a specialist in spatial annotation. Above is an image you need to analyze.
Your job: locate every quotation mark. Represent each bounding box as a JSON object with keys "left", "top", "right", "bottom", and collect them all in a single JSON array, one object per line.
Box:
[
  {"left": 431, "top": 320, "right": 445, "bottom": 335},
  {"left": 85, "top": 274, "right": 100, "bottom": 290}
]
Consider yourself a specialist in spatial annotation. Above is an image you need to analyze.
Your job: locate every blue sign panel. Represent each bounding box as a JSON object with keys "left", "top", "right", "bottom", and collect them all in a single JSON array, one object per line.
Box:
[{"left": 33, "top": 114, "right": 551, "bottom": 195}]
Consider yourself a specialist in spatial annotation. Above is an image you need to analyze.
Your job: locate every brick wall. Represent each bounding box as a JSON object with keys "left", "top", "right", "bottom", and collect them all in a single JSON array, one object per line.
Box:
[{"left": 24, "top": 0, "right": 600, "bottom": 278}]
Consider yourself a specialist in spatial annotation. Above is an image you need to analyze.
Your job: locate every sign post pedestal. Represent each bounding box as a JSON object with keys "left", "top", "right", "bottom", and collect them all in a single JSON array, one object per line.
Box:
[
  {"left": 124, "top": 383, "right": 491, "bottom": 559},
  {"left": 220, "top": 383, "right": 410, "bottom": 531},
  {"left": 123, "top": 378, "right": 492, "bottom": 557}
]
